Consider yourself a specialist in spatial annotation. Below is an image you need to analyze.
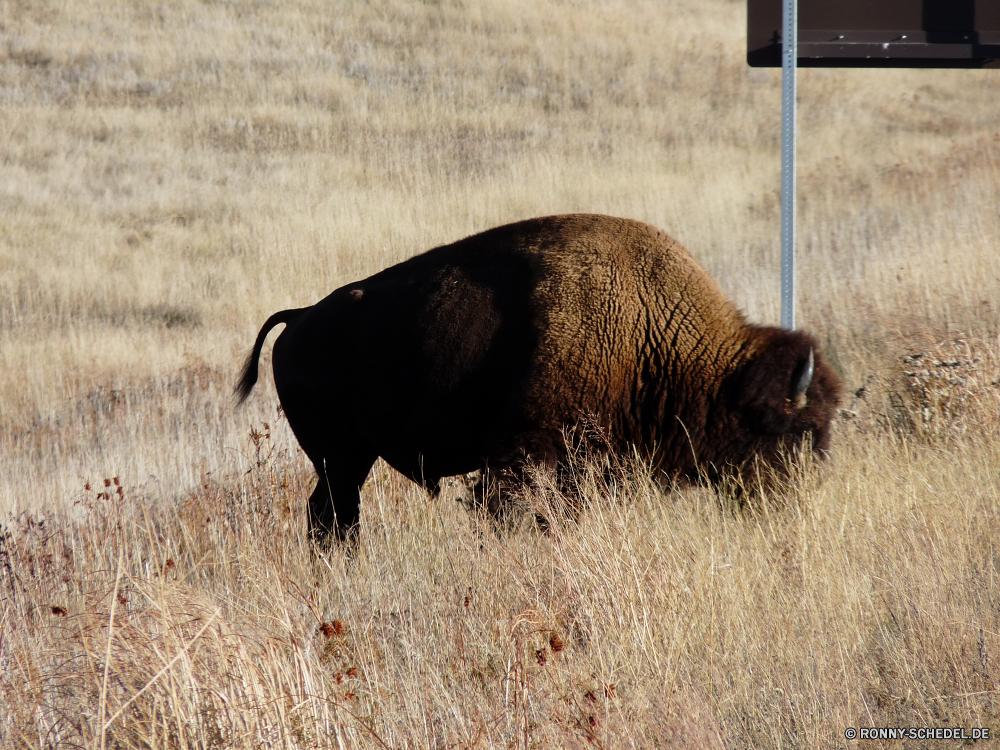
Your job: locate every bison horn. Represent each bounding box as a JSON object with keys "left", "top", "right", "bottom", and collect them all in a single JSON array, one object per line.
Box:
[{"left": 792, "top": 347, "right": 814, "bottom": 401}]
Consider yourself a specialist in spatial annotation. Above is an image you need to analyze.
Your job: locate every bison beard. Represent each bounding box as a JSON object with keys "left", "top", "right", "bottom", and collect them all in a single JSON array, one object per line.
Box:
[{"left": 236, "top": 214, "right": 840, "bottom": 542}]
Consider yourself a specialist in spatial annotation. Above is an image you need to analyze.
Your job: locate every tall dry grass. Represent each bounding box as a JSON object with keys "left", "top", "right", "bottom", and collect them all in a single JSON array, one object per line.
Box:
[
  {"left": 2, "top": 0, "right": 1000, "bottom": 746},
  {"left": 5, "top": 415, "right": 1000, "bottom": 747}
]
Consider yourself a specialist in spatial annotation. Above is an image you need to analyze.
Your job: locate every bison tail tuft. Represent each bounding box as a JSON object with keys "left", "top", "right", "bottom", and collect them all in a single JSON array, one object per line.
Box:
[
  {"left": 234, "top": 347, "right": 261, "bottom": 405},
  {"left": 234, "top": 307, "right": 308, "bottom": 406}
]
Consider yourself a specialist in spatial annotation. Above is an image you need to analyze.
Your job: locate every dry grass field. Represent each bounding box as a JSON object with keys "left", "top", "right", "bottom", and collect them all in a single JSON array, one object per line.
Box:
[{"left": 3, "top": 0, "right": 1000, "bottom": 747}]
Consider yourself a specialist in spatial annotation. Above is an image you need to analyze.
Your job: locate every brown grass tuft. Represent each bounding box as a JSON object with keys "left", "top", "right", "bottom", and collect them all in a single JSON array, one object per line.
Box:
[{"left": 549, "top": 632, "right": 564, "bottom": 654}]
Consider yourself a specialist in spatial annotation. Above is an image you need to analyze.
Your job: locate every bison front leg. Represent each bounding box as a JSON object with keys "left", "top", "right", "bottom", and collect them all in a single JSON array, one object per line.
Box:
[
  {"left": 309, "top": 450, "right": 377, "bottom": 544},
  {"left": 466, "top": 463, "right": 531, "bottom": 526}
]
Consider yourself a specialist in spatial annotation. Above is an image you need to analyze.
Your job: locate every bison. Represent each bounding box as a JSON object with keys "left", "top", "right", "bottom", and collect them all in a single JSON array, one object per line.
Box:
[{"left": 236, "top": 214, "right": 840, "bottom": 541}]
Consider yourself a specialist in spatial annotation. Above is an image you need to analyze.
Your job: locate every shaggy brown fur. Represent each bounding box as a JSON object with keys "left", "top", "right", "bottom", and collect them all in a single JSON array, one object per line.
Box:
[{"left": 236, "top": 214, "right": 840, "bottom": 540}]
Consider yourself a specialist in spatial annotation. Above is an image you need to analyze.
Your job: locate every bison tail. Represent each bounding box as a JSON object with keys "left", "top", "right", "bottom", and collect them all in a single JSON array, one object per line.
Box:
[{"left": 234, "top": 308, "right": 309, "bottom": 405}]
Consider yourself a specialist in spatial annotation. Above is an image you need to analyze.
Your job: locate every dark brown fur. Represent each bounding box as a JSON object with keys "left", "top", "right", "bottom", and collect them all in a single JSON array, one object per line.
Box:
[{"left": 236, "top": 214, "right": 840, "bottom": 540}]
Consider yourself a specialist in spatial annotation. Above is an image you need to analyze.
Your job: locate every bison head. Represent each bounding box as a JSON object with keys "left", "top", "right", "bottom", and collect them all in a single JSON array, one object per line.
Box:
[{"left": 706, "top": 327, "right": 841, "bottom": 491}]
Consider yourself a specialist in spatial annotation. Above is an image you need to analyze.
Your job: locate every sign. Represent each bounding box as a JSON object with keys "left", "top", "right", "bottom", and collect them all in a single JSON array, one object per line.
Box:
[{"left": 749, "top": 0, "right": 1000, "bottom": 68}]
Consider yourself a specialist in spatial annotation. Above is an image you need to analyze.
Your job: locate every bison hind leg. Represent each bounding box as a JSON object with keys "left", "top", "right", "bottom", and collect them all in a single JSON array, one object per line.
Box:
[{"left": 309, "top": 448, "right": 377, "bottom": 544}]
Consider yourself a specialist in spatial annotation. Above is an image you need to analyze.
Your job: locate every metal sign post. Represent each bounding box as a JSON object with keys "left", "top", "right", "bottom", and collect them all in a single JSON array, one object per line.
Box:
[
  {"left": 780, "top": 0, "right": 796, "bottom": 330},
  {"left": 749, "top": 0, "right": 998, "bottom": 330}
]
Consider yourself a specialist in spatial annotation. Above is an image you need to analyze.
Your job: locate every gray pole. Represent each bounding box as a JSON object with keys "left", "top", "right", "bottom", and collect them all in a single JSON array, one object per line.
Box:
[{"left": 780, "top": 0, "right": 797, "bottom": 329}]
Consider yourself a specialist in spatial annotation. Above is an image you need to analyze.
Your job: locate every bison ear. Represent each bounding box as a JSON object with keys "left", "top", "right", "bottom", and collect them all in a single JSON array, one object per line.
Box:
[{"left": 791, "top": 347, "right": 814, "bottom": 407}]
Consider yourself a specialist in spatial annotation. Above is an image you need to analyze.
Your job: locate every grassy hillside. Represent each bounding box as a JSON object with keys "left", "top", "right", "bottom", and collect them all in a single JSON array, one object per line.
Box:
[{"left": 2, "top": 0, "right": 999, "bottom": 747}]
